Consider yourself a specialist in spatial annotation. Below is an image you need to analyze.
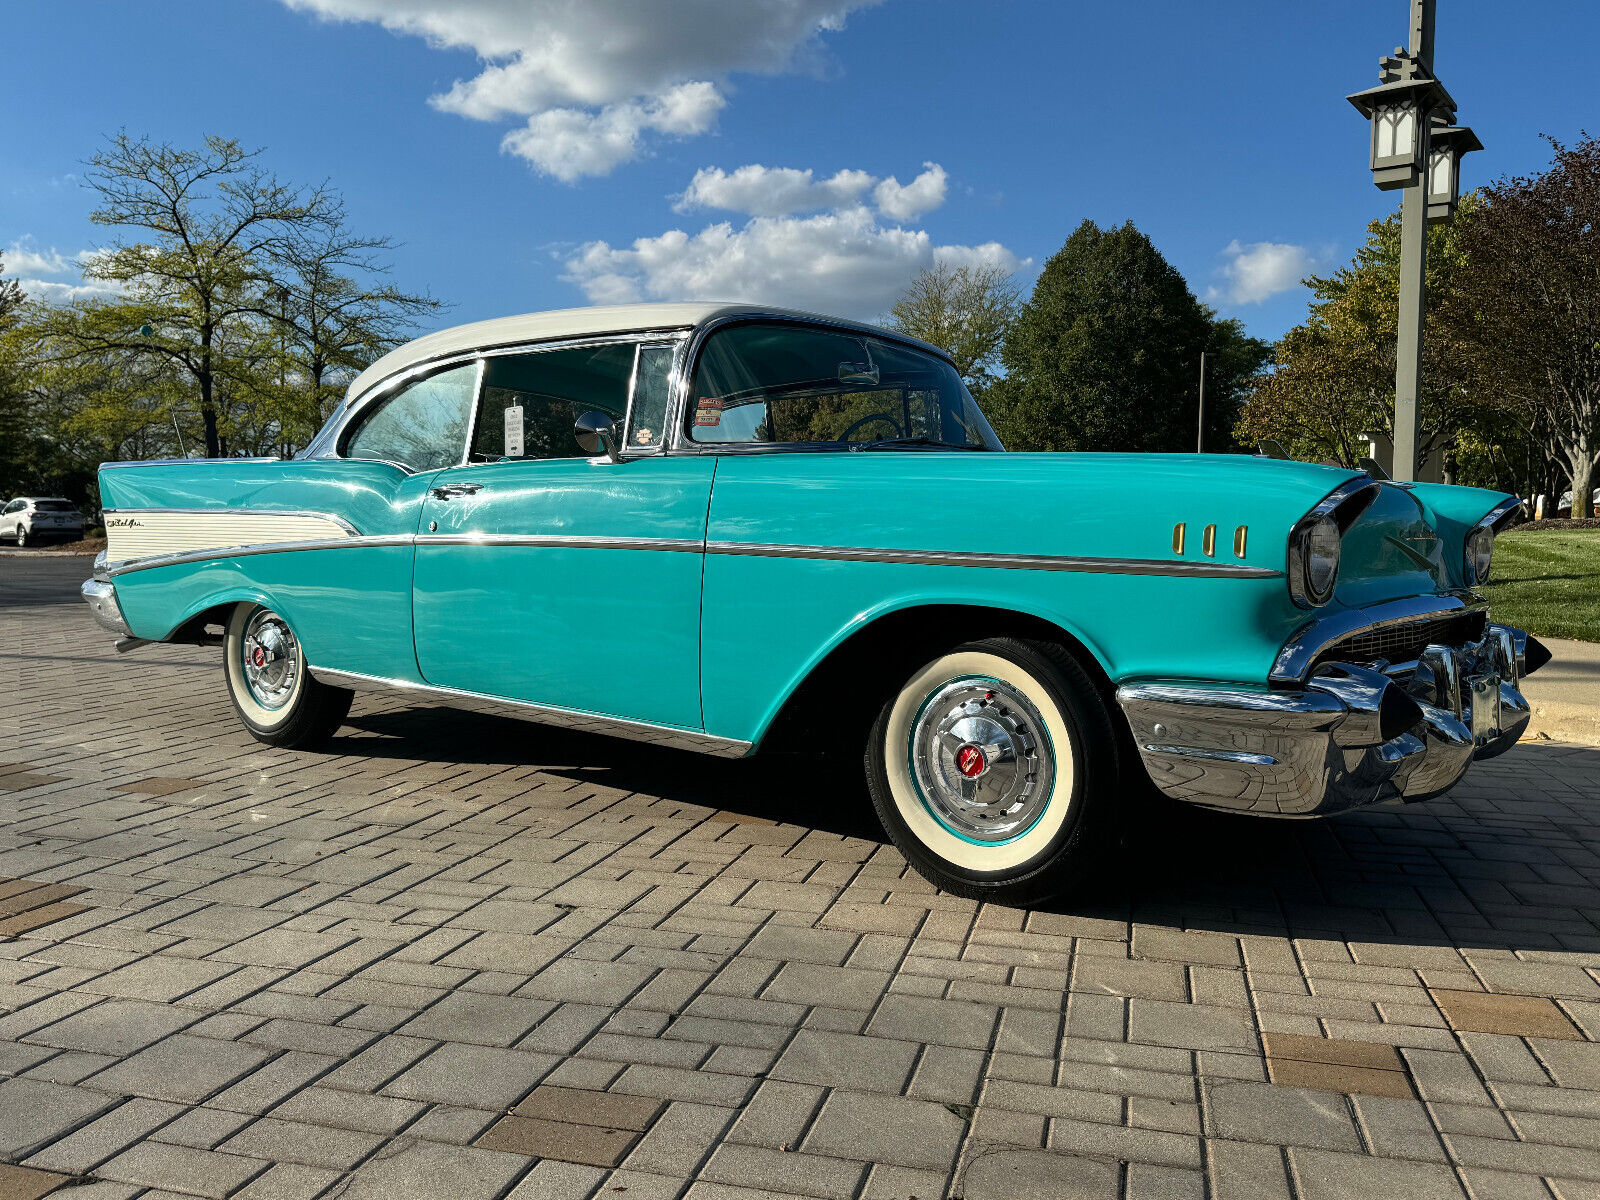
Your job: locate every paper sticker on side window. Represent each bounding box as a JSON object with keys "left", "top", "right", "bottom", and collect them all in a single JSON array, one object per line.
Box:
[
  {"left": 695, "top": 397, "right": 724, "bottom": 427},
  {"left": 504, "top": 405, "right": 524, "bottom": 456}
]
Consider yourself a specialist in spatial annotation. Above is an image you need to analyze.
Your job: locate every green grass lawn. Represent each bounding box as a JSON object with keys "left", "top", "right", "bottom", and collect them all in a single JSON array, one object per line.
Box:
[{"left": 1480, "top": 528, "right": 1600, "bottom": 643}]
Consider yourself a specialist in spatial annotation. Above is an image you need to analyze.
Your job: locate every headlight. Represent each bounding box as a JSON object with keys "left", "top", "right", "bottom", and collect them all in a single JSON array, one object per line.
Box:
[
  {"left": 1465, "top": 525, "right": 1494, "bottom": 584},
  {"left": 1289, "top": 515, "right": 1342, "bottom": 608}
]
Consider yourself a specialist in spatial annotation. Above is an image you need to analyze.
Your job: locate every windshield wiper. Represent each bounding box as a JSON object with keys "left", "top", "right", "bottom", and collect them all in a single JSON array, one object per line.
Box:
[{"left": 850, "top": 437, "right": 988, "bottom": 452}]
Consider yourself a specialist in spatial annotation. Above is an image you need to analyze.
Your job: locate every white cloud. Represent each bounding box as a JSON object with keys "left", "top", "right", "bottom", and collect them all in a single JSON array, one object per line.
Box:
[
  {"left": 676, "top": 164, "right": 877, "bottom": 217},
  {"left": 503, "top": 83, "right": 726, "bottom": 182},
  {"left": 873, "top": 163, "right": 947, "bottom": 222},
  {"left": 1208, "top": 239, "right": 1318, "bottom": 305},
  {"left": 4, "top": 240, "right": 123, "bottom": 304},
  {"left": 562, "top": 204, "right": 1024, "bottom": 320},
  {"left": 278, "top": 0, "right": 879, "bottom": 179}
]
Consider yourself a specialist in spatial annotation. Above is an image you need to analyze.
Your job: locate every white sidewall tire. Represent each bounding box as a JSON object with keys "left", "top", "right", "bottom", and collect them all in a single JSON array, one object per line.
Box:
[
  {"left": 224, "top": 605, "right": 305, "bottom": 732},
  {"left": 882, "top": 650, "right": 1077, "bottom": 874}
]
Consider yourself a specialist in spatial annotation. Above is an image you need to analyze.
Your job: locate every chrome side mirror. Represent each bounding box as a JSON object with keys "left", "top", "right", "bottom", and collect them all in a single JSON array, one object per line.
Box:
[{"left": 574, "top": 411, "right": 622, "bottom": 463}]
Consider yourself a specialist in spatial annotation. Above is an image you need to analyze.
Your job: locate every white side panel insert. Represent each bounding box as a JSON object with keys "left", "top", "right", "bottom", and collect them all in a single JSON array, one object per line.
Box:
[{"left": 105, "top": 509, "right": 355, "bottom": 564}]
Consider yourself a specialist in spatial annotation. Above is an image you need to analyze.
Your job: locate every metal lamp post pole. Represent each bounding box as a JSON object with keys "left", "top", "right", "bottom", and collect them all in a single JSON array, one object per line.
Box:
[
  {"left": 1196, "top": 351, "right": 1207, "bottom": 454},
  {"left": 1392, "top": 0, "right": 1435, "bottom": 482}
]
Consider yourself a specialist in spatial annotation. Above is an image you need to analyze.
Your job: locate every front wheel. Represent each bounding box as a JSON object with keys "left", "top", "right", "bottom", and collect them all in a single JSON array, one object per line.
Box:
[
  {"left": 865, "top": 637, "right": 1119, "bottom": 906},
  {"left": 223, "top": 604, "right": 352, "bottom": 748}
]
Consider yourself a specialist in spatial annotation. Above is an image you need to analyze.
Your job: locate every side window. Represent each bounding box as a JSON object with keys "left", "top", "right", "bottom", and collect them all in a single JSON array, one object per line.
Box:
[
  {"left": 689, "top": 322, "right": 996, "bottom": 449},
  {"left": 470, "top": 342, "right": 635, "bottom": 462},
  {"left": 3, "top": 501, "right": 21, "bottom": 515},
  {"left": 344, "top": 363, "right": 477, "bottom": 472},
  {"left": 627, "top": 343, "right": 676, "bottom": 451}
]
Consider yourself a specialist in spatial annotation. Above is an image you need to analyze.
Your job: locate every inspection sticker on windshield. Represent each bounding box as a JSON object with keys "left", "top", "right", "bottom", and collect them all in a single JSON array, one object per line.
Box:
[
  {"left": 695, "top": 396, "right": 724, "bottom": 427},
  {"left": 504, "top": 405, "right": 524, "bottom": 456}
]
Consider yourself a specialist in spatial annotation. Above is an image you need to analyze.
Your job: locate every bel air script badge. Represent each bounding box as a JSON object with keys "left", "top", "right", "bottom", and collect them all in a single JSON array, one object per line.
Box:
[{"left": 106, "top": 517, "right": 142, "bottom": 528}]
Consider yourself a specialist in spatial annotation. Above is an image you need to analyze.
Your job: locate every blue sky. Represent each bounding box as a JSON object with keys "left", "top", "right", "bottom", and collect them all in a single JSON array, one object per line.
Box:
[{"left": 4, "top": 0, "right": 1596, "bottom": 343}]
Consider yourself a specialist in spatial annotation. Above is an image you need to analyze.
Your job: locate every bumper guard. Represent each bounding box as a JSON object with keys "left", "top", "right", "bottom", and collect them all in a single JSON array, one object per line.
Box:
[{"left": 1117, "top": 623, "right": 1545, "bottom": 817}]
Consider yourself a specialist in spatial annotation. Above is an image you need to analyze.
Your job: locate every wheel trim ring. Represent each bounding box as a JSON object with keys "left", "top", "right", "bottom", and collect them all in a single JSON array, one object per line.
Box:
[
  {"left": 905, "top": 674, "right": 1057, "bottom": 847},
  {"left": 240, "top": 610, "right": 300, "bottom": 710}
]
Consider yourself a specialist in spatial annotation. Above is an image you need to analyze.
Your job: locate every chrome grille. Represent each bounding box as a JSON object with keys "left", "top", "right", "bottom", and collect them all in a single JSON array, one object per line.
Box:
[{"left": 1319, "top": 611, "right": 1487, "bottom": 669}]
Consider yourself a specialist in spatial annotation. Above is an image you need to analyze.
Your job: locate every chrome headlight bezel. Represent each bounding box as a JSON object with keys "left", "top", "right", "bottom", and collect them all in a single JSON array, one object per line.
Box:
[
  {"left": 1464, "top": 525, "right": 1495, "bottom": 585},
  {"left": 1288, "top": 514, "right": 1342, "bottom": 608}
]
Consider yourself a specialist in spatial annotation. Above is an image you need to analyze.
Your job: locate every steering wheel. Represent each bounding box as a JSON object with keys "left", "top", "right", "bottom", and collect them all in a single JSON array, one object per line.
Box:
[{"left": 838, "top": 412, "right": 903, "bottom": 442}]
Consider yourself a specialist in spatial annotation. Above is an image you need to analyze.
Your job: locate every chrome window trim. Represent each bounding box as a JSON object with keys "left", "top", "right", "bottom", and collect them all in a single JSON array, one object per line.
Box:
[
  {"left": 305, "top": 665, "right": 752, "bottom": 758},
  {"left": 1270, "top": 590, "right": 1486, "bottom": 685},
  {"left": 312, "top": 330, "right": 698, "bottom": 462},
  {"left": 103, "top": 535, "right": 415, "bottom": 578},
  {"left": 337, "top": 358, "right": 484, "bottom": 473},
  {"left": 101, "top": 507, "right": 362, "bottom": 537},
  {"left": 667, "top": 312, "right": 970, "bottom": 455},
  {"left": 458, "top": 358, "right": 489, "bottom": 467},
  {"left": 619, "top": 337, "right": 687, "bottom": 458}
]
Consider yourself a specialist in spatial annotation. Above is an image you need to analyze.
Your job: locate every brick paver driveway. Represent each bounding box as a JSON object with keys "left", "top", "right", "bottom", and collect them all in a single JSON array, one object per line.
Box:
[{"left": 4, "top": 558, "right": 1600, "bottom": 1200}]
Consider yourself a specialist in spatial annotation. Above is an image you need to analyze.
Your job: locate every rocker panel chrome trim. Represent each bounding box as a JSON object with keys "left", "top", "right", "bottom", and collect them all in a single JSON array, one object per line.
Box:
[{"left": 307, "top": 665, "right": 752, "bottom": 758}]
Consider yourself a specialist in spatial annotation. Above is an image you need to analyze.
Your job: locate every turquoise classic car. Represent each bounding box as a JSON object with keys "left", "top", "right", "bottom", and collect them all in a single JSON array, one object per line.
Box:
[{"left": 83, "top": 303, "right": 1551, "bottom": 903}]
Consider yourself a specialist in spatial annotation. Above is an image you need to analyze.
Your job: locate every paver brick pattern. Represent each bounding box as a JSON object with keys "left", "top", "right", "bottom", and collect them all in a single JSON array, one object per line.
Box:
[{"left": 3, "top": 560, "right": 1600, "bottom": 1198}]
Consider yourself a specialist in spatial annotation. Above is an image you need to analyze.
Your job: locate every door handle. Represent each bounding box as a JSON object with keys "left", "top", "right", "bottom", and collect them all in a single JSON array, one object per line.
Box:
[{"left": 430, "top": 483, "right": 483, "bottom": 500}]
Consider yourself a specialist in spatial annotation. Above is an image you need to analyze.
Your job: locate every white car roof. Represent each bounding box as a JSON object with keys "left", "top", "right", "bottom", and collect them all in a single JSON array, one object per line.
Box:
[{"left": 344, "top": 302, "right": 948, "bottom": 404}]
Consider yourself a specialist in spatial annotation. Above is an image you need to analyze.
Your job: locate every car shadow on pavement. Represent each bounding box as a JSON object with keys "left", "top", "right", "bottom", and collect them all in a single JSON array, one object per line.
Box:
[
  {"left": 340, "top": 702, "right": 1600, "bottom": 949},
  {"left": 338, "top": 703, "right": 887, "bottom": 841}
]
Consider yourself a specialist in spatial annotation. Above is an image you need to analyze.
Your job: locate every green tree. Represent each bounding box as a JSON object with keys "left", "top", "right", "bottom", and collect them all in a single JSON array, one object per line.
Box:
[
  {"left": 989, "top": 220, "right": 1267, "bottom": 452},
  {"left": 36, "top": 133, "right": 337, "bottom": 457},
  {"left": 1238, "top": 198, "right": 1501, "bottom": 478},
  {"left": 1441, "top": 134, "right": 1600, "bottom": 517},
  {"left": 886, "top": 262, "right": 1020, "bottom": 392},
  {"left": 267, "top": 216, "right": 443, "bottom": 449}
]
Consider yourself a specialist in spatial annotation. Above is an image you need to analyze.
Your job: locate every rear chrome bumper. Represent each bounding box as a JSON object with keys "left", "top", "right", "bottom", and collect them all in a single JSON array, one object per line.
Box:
[
  {"left": 81, "top": 574, "right": 131, "bottom": 637},
  {"left": 1117, "top": 623, "right": 1545, "bottom": 817}
]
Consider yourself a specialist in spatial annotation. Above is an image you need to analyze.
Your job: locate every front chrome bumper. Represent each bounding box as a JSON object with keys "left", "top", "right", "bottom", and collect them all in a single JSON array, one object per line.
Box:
[{"left": 1117, "top": 623, "right": 1545, "bottom": 817}]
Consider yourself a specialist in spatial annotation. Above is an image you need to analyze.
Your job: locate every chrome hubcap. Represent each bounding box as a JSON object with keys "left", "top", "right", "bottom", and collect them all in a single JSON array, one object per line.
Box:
[
  {"left": 241, "top": 610, "right": 299, "bottom": 710},
  {"left": 909, "top": 676, "right": 1054, "bottom": 842}
]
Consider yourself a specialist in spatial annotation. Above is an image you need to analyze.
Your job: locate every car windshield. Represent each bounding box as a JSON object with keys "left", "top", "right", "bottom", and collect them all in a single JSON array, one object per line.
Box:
[
  {"left": 33, "top": 500, "right": 77, "bottom": 512},
  {"left": 689, "top": 323, "right": 1002, "bottom": 450}
]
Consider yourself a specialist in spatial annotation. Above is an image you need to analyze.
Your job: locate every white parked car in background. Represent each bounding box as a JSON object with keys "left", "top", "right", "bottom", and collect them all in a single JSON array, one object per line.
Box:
[
  {"left": 1557, "top": 488, "right": 1600, "bottom": 518},
  {"left": 1, "top": 497, "right": 86, "bottom": 547}
]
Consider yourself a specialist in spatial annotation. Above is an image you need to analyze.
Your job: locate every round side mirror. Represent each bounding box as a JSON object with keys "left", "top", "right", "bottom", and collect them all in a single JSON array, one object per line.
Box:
[{"left": 574, "top": 411, "right": 621, "bottom": 462}]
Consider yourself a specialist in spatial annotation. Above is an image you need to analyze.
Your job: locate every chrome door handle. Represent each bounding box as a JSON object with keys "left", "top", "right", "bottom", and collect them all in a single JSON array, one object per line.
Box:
[{"left": 430, "top": 483, "right": 483, "bottom": 500}]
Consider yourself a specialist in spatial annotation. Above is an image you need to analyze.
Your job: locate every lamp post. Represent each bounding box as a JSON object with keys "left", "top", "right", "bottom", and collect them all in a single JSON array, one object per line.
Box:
[{"left": 1347, "top": 0, "right": 1480, "bottom": 481}]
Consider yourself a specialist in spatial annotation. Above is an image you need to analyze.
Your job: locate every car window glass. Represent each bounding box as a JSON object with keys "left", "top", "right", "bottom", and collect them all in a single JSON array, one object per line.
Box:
[
  {"left": 688, "top": 323, "right": 997, "bottom": 448},
  {"left": 35, "top": 500, "right": 76, "bottom": 512},
  {"left": 3, "top": 501, "right": 20, "bottom": 514},
  {"left": 470, "top": 343, "right": 634, "bottom": 462},
  {"left": 627, "top": 343, "right": 675, "bottom": 451},
  {"left": 344, "top": 363, "right": 477, "bottom": 472}
]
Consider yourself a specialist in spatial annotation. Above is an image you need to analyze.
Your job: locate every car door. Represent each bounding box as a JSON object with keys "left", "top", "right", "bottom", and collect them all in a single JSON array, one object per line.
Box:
[
  {"left": 0, "top": 500, "right": 19, "bottom": 538},
  {"left": 410, "top": 337, "right": 713, "bottom": 730}
]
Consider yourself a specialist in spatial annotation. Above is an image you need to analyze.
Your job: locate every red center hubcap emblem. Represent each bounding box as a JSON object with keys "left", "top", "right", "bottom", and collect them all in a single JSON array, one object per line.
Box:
[
  {"left": 252, "top": 647, "right": 266, "bottom": 667},
  {"left": 955, "top": 745, "right": 986, "bottom": 778}
]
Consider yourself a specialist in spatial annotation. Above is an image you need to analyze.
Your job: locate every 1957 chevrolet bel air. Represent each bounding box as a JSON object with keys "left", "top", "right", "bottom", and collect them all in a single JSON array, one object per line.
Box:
[{"left": 82, "top": 302, "right": 1552, "bottom": 904}]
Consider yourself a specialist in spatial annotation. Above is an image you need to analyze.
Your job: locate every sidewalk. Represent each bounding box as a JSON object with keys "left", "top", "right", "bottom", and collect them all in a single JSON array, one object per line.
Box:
[{"left": 1523, "top": 636, "right": 1600, "bottom": 746}]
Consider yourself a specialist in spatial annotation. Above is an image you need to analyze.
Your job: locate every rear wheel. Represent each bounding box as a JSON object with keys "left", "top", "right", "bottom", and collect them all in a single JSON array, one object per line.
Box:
[
  {"left": 865, "top": 637, "right": 1119, "bottom": 906},
  {"left": 14, "top": 527, "right": 27, "bottom": 548},
  {"left": 223, "top": 604, "right": 351, "bottom": 748}
]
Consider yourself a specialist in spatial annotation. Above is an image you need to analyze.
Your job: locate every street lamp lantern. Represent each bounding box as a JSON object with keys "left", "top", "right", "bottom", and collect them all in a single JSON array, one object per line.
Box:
[
  {"left": 1424, "top": 122, "right": 1483, "bottom": 222},
  {"left": 1347, "top": 74, "right": 1454, "bottom": 190},
  {"left": 1346, "top": 0, "right": 1480, "bottom": 484}
]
